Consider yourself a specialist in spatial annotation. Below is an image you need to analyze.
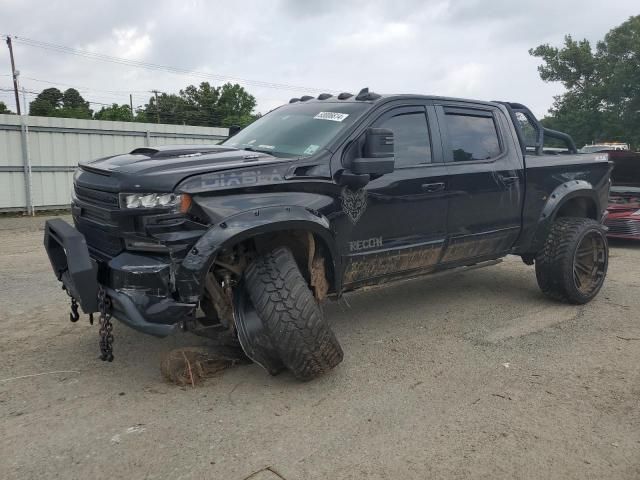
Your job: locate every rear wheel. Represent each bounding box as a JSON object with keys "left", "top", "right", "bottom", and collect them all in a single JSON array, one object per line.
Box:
[
  {"left": 535, "top": 217, "right": 608, "bottom": 304},
  {"left": 242, "top": 247, "right": 343, "bottom": 380}
]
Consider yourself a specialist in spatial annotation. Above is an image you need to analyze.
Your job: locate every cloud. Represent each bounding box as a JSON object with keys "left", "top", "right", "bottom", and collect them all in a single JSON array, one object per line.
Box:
[
  {"left": 333, "top": 22, "right": 416, "bottom": 49},
  {"left": 0, "top": 0, "right": 637, "bottom": 118}
]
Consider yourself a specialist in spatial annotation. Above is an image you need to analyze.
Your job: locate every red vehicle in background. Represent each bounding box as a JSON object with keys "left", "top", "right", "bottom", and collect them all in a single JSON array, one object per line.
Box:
[{"left": 603, "top": 150, "right": 640, "bottom": 239}]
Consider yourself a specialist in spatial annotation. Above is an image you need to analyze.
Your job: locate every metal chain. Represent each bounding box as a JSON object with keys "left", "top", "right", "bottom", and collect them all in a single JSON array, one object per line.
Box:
[
  {"left": 69, "top": 296, "right": 80, "bottom": 322},
  {"left": 97, "top": 286, "right": 114, "bottom": 362},
  {"left": 63, "top": 284, "right": 80, "bottom": 323}
]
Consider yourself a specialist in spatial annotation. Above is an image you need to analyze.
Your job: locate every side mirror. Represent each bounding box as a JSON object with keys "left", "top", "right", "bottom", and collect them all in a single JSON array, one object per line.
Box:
[
  {"left": 351, "top": 128, "right": 395, "bottom": 175},
  {"left": 228, "top": 125, "right": 242, "bottom": 137}
]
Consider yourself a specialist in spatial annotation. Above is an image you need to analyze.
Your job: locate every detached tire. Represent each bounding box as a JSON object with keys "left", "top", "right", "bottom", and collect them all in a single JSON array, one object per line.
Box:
[
  {"left": 244, "top": 247, "right": 343, "bottom": 380},
  {"left": 535, "top": 217, "right": 608, "bottom": 304}
]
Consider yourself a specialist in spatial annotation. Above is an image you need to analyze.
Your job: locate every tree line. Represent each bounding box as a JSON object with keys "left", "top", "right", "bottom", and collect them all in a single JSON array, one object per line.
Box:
[
  {"left": 0, "top": 81, "right": 259, "bottom": 128},
  {"left": 530, "top": 15, "right": 639, "bottom": 149}
]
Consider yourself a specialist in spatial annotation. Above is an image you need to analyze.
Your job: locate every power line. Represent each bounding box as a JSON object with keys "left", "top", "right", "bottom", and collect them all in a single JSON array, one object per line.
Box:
[
  {"left": 20, "top": 76, "right": 152, "bottom": 95},
  {"left": 10, "top": 35, "right": 338, "bottom": 94},
  {"left": 16, "top": 76, "right": 149, "bottom": 106},
  {"left": 1, "top": 85, "right": 118, "bottom": 107}
]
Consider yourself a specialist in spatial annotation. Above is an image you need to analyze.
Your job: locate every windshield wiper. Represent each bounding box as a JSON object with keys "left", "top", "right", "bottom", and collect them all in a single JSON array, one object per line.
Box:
[
  {"left": 243, "top": 146, "right": 277, "bottom": 155},
  {"left": 242, "top": 147, "right": 298, "bottom": 159}
]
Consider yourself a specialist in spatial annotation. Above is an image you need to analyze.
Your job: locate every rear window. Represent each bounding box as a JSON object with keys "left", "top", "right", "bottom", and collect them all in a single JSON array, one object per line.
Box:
[
  {"left": 444, "top": 113, "right": 501, "bottom": 161},
  {"left": 515, "top": 111, "right": 538, "bottom": 148}
]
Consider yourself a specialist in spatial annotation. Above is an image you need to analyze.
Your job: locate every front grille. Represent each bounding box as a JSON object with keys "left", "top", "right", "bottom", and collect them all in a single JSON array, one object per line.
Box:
[
  {"left": 605, "top": 218, "right": 640, "bottom": 236},
  {"left": 75, "top": 185, "right": 119, "bottom": 208},
  {"left": 74, "top": 185, "right": 119, "bottom": 227},
  {"left": 76, "top": 221, "right": 124, "bottom": 259},
  {"left": 74, "top": 185, "right": 123, "bottom": 258}
]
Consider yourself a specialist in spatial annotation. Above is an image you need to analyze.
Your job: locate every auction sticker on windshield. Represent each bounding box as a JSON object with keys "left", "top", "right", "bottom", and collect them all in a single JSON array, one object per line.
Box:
[
  {"left": 304, "top": 144, "right": 319, "bottom": 155},
  {"left": 314, "top": 112, "right": 349, "bottom": 122}
]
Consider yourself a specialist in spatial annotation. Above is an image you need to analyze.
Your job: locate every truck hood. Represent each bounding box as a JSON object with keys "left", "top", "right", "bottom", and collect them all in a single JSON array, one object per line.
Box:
[{"left": 76, "top": 144, "right": 293, "bottom": 192}]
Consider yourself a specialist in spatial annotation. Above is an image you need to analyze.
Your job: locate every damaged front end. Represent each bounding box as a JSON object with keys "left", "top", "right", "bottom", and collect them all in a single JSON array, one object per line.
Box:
[
  {"left": 44, "top": 218, "right": 199, "bottom": 338},
  {"left": 105, "top": 252, "right": 196, "bottom": 336},
  {"left": 44, "top": 145, "right": 335, "bottom": 370},
  {"left": 44, "top": 172, "right": 211, "bottom": 344}
]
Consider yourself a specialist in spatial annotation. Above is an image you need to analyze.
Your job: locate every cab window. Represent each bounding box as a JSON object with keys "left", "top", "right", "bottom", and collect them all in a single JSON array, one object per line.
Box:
[
  {"left": 378, "top": 111, "right": 432, "bottom": 167},
  {"left": 444, "top": 112, "right": 501, "bottom": 161}
]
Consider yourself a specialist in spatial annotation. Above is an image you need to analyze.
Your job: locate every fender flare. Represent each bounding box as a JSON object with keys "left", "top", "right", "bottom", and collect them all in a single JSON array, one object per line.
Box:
[
  {"left": 529, "top": 180, "right": 601, "bottom": 252},
  {"left": 175, "top": 205, "right": 339, "bottom": 301}
]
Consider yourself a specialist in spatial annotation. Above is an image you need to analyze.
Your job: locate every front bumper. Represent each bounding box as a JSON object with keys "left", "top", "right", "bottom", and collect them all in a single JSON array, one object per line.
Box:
[{"left": 44, "top": 218, "right": 195, "bottom": 337}]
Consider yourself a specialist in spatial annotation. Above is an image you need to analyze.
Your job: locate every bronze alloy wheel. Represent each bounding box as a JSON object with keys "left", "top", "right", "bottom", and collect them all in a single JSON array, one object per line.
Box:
[
  {"left": 572, "top": 230, "right": 607, "bottom": 296},
  {"left": 536, "top": 217, "right": 609, "bottom": 304}
]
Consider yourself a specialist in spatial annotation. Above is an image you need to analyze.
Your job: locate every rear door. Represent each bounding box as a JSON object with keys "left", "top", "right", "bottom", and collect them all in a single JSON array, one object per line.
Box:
[{"left": 436, "top": 103, "right": 524, "bottom": 264}]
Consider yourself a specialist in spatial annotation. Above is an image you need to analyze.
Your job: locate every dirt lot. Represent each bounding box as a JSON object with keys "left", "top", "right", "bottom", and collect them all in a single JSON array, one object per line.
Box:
[{"left": 1, "top": 215, "right": 639, "bottom": 480}]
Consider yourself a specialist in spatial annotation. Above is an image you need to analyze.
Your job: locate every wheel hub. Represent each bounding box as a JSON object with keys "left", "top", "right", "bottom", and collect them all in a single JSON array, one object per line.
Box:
[{"left": 573, "top": 231, "right": 607, "bottom": 295}]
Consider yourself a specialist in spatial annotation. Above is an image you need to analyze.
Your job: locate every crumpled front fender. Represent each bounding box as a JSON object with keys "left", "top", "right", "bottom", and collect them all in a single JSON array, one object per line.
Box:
[{"left": 175, "top": 205, "right": 338, "bottom": 302}]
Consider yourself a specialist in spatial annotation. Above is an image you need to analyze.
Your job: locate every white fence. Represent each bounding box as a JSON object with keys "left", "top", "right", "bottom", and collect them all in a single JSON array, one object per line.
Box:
[{"left": 0, "top": 114, "right": 228, "bottom": 212}]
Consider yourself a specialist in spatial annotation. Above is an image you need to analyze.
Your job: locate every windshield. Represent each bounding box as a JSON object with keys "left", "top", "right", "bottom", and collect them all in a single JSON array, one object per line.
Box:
[
  {"left": 222, "top": 102, "right": 368, "bottom": 158},
  {"left": 580, "top": 144, "right": 629, "bottom": 153},
  {"left": 580, "top": 145, "right": 607, "bottom": 153}
]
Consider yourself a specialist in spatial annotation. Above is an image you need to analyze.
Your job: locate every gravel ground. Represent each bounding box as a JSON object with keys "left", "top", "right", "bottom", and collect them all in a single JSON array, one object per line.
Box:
[{"left": 1, "top": 215, "right": 639, "bottom": 480}]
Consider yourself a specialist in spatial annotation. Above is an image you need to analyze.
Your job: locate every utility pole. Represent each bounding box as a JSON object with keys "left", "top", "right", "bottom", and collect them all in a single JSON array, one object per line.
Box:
[
  {"left": 129, "top": 94, "right": 134, "bottom": 118},
  {"left": 21, "top": 86, "right": 34, "bottom": 216},
  {"left": 151, "top": 89, "right": 160, "bottom": 123},
  {"left": 21, "top": 87, "right": 28, "bottom": 115},
  {"left": 5, "top": 36, "right": 21, "bottom": 115}
]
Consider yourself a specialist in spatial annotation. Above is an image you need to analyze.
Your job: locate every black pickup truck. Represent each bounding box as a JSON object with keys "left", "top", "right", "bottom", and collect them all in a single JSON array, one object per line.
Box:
[{"left": 44, "top": 88, "right": 612, "bottom": 380}]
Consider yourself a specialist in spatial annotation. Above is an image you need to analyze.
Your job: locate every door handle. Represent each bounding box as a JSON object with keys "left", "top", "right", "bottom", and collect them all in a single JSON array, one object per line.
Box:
[
  {"left": 421, "top": 182, "right": 445, "bottom": 193},
  {"left": 498, "top": 175, "right": 520, "bottom": 185}
]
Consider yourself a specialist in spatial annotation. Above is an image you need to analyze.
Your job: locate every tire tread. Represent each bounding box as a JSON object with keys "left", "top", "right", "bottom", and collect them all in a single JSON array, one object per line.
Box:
[
  {"left": 244, "top": 247, "right": 343, "bottom": 380},
  {"left": 535, "top": 217, "right": 608, "bottom": 304}
]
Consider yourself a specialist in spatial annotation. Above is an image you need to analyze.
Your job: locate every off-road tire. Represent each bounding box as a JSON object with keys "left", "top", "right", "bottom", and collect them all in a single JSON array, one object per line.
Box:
[
  {"left": 535, "top": 217, "right": 608, "bottom": 304},
  {"left": 244, "top": 247, "right": 343, "bottom": 380}
]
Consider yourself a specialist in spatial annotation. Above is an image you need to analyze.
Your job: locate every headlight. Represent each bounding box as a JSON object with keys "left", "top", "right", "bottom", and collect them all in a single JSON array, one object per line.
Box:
[{"left": 120, "top": 193, "right": 181, "bottom": 209}]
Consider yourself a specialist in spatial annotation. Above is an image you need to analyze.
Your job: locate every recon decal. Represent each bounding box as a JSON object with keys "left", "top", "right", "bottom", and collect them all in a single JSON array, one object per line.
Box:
[
  {"left": 349, "top": 237, "right": 382, "bottom": 252},
  {"left": 341, "top": 187, "right": 367, "bottom": 224}
]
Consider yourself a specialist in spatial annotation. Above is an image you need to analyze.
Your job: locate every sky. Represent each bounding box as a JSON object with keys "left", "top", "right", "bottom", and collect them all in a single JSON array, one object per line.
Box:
[{"left": 1, "top": 0, "right": 638, "bottom": 119}]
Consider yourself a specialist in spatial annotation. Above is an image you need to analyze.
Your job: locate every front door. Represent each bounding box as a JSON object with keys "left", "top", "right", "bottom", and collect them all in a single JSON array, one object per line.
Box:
[{"left": 338, "top": 103, "right": 449, "bottom": 287}]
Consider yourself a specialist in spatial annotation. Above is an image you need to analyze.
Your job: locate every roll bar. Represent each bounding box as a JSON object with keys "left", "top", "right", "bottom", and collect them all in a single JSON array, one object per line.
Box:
[{"left": 495, "top": 101, "right": 578, "bottom": 155}]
